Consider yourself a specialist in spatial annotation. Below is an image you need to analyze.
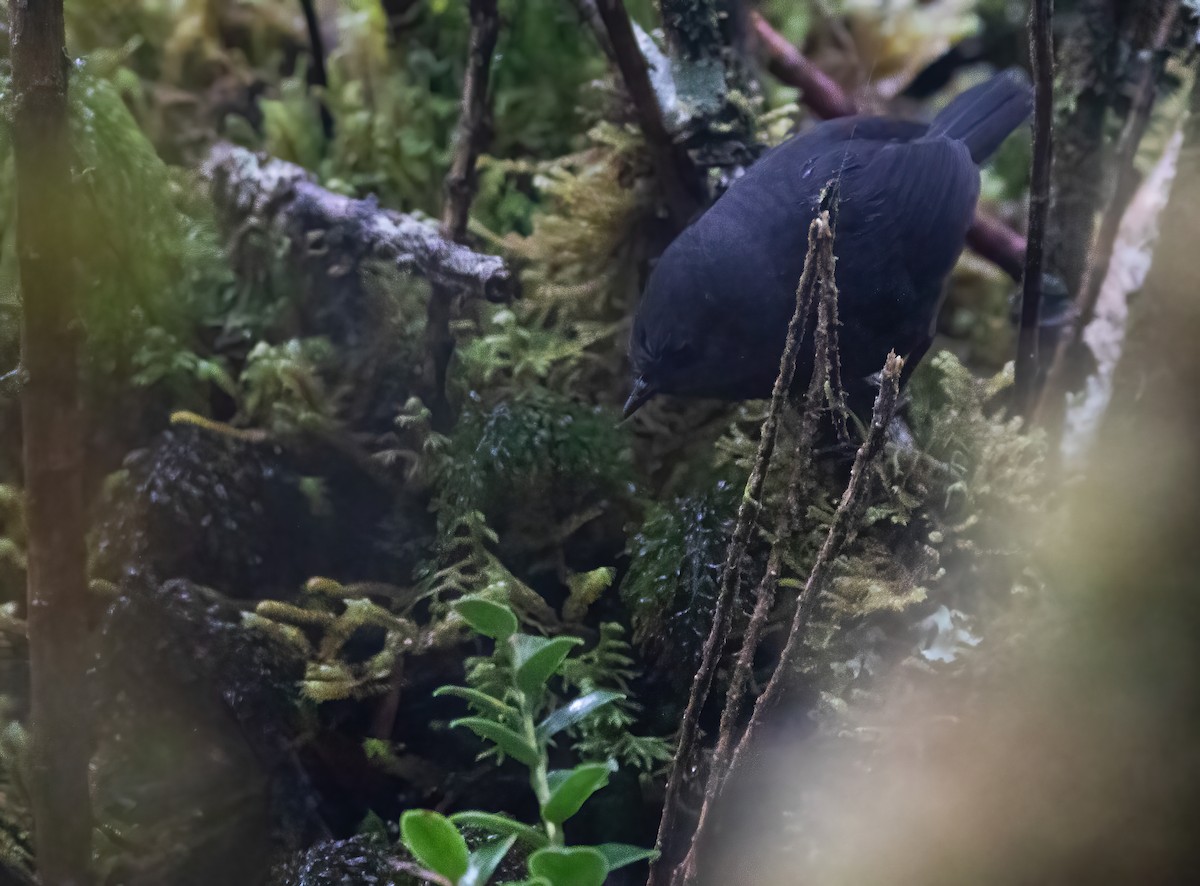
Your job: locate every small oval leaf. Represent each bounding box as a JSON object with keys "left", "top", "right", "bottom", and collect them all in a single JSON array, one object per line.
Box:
[
  {"left": 541, "top": 761, "right": 616, "bottom": 824},
  {"left": 399, "top": 810, "right": 469, "bottom": 882},
  {"left": 527, "top": 846, "right": 607, "bottom": 886},
  {"left": 449, "top": 811, "right": 550, "bottom": 849},
  {"left": 510, "top": 634, "right": 582, "bottom": 695},
  {"left": 434, "top": 685, "right": 518, "bottom": 721},
  {"left": 453, "top": 597, "right": 518, "bottom": 640},
  {"left": 536, "top": 690, "right": 624, "bottom": 742},
  {"left": 451, "top": 717, "right": 539, "bottom": 767},
  {"left": 595, "top": 843, "right": 660, "bottom": 871},
  {"left": 461, "top": 834, "right": 517, "bottom": 886}
]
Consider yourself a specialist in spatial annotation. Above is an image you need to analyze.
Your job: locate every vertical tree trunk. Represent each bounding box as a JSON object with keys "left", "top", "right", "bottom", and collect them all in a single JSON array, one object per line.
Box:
[{"left": 9, "top": 0, "right": 94, "bottom": 883}]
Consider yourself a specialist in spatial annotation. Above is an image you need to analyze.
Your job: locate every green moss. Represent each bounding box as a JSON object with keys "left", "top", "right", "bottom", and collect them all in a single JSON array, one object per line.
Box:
[
  {"left": 622, "top": 480, "right": 739, "bottom": 688},
  {"left": 443, "top": 390, "right": 633, "bottom": 535},
  {"left": 0, "top": 64, "right": 234, "bottom": 405}
]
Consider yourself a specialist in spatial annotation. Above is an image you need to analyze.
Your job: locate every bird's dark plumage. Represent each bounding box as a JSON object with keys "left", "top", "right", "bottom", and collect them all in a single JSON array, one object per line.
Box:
[{"left": 626, "top": 70, "right": 1033, "bottom": 418}]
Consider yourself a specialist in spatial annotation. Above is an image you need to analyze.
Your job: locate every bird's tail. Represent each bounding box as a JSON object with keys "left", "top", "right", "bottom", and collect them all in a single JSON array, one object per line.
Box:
[{"left": 926, "top": 68, "right": 1033, "bottom": 164}]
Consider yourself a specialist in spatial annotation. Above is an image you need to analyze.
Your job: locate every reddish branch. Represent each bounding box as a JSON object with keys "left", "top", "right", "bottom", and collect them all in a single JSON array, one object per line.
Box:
[
  {"left": 10, "top": 0, "right": 95, "bottom": 882},
  {"left": 750, "top": 10, "right": 1029, "bottom": 282},
  {"left": 594, "top": 0, "right": 702, "bottom": 228},
  {"left": 425, "top": 0, "right": 501, "bottom": 430},
  {"left": 1038, "top": 0, "right": 1183, "bottom": 416},
  {"left": 1013, "top": 0, "right": 1055, "bottom": 416},
  {"left": 751, "top": 10, "right": 857, "bottom": 119}
]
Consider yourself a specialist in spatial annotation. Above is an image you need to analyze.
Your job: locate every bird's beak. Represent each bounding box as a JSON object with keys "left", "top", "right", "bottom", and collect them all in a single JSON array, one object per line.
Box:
[{"left": 622, "top": 376, "right": 656, "bottom": 419}]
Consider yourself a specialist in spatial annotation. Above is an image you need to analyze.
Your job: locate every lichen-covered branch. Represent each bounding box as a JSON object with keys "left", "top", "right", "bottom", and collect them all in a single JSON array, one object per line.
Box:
[
  {"left": 1013, "top": 0, "right": 1055, "bottom": 416},
  {"left": 594, "top": 0, "right": 702, "bottom": 227},
  {"left": 648, "top": 211, "right": 833, "bottom": 886},
  {"left": 203, "top": 142, "right": 518, "bottom": 304},
  {"left": 749, "top": 10, "right": 1029, "bottom": 283},
  {"left": 10, "top": 0, "right": 95, "bottom": 881}
]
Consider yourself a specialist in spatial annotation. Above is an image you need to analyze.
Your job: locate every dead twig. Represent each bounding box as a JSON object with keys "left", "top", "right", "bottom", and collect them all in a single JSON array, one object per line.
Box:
[
  {"left": 566, "top": 0, "right": 617, "bottom": 63},
  {"left": 425, "top": 0, "right": 501, "bottom": 430},
  {"left": 720, "top": 350, "right": 903, "bottom": 806},
  {"left": 676, "top": 243, "right": 849, "bottom": 886},
  {"left": 749, "top": 10, "right": 1029, "bottom": 283},
  {"left": 648, "top": 209, "right": 834, "bottom": 886},
  {"left": 594, "top": 0, "right": 702, "bottom": 228},
  {"left": 1012, "top": 0, "right": 1055, "bottom": 416}
]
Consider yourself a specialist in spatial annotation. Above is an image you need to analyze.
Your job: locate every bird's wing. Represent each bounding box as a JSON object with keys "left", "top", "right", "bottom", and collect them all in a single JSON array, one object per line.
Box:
[{"left": 847, "top": 137, "right": 980, "bottom": 282}]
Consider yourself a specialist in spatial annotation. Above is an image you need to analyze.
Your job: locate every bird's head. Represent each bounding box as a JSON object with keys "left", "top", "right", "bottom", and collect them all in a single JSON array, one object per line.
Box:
[{"left": 624, "top": 298, "right": 720, "bottom": 418}]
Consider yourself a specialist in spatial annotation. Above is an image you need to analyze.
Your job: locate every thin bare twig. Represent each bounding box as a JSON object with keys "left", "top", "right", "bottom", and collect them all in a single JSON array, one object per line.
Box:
[
  {"left": 426, "top": 0, "right": 501, "bottom": 430},
  {"left": 1012, "top": 0, "right": 1055, "bottom": 416},
  {"left": 721, "top": 351, "right": 903, "bottom": 792},
  {"left": 441, "top": 0, "right": 500, "bottom": 244},
  {"left": 297, "top": 0, "right": 334, "bottom": 139},
  {"left": 593, "top": 0, "right": 702, "bottom": 228},
  {"left": 567, "top": 0, "right": 617, "bottom": 63},
  {"left": 749, "top": 10, "right": 1029, "bottom": 283},
  {"left": 676, "top": 250, "right": 849, "bottom": 886},
  {"left": 648, "top": 211, "right": 834, "bottom": 886},
  {"left": 1037, "top": 0, "right": 1183, "bottom": 418}
]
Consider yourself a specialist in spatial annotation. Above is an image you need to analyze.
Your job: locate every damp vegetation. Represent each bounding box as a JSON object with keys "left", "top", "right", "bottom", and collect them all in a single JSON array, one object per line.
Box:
[{"left": 0, "top": 2, "right": 1197, "bottom": 886}]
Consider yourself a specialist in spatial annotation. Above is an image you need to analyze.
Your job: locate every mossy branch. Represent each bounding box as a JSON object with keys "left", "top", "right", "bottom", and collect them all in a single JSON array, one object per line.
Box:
[{"left": 1037, "top": 0, "right": 1184, "bottom": 419}]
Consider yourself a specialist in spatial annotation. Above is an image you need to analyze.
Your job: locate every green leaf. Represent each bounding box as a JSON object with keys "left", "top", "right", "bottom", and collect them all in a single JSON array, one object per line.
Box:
[
  {"left": 399, "top": 810, "right": 469, "bottom": 882},
  {"left": 541, "top": 761, "right": 616, "bottom": 824},
  {"left": 462, "top": 834, "right": 516, "bottom": 886},
  {"left": 536, "top": 690, "right": 624, "bottom": 742},
  {"left": 527, "top": 846, "right": 607, "bottom": 886},
  {"left": 454, "top": 597, "right": 518, "bottom": 640},
  {"left": 451, "top": 717, "right": 540, "bottom": 767},
  {"left": 449, "top": 811, "right": 550, "bottom": 849},
  {"left": 595, "top": 843, "right": 660, "bottom": 871},
  {"left": 509, "top": 634, "right": 582, "bottom": 695},
  {"left": 356, "top": 809, "right": 389, "bottom": 840},
  {"left": 435, "top": 685, "right": 518, "bottom": 721}
]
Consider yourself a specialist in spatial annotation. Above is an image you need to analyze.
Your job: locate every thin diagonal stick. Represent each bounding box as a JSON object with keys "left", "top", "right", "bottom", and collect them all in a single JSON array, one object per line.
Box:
[
  {"left": 722, "top": 353, "right": 903, "bottom": 790},
  {"left": 648, "top": 212, "right": 834, "bottom": 886}
]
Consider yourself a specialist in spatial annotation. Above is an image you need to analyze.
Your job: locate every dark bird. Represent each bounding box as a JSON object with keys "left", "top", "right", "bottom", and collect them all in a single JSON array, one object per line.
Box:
[{"left": 625, "top": 70, "right": 1033, "bottom": 418}]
